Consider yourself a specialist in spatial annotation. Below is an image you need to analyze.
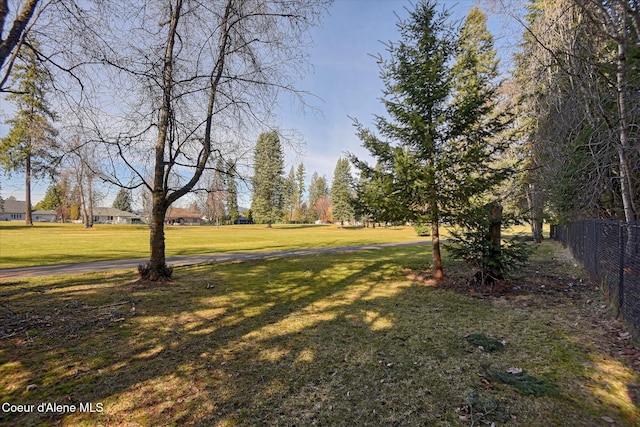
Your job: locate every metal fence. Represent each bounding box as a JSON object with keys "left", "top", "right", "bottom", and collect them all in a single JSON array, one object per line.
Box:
[{"left": 551, "top": 220, "right": 640, "bottom": 340}]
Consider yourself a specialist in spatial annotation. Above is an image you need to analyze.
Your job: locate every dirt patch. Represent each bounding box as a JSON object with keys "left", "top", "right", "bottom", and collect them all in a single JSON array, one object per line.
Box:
[{"left": 124, "top": 278, "right": 177, "bottom": 290}]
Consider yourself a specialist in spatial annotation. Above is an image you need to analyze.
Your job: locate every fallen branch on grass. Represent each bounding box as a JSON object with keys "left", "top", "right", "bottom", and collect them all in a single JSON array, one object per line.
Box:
[{"left": 81, "top": 301, "right": 134, "bottom": 310}]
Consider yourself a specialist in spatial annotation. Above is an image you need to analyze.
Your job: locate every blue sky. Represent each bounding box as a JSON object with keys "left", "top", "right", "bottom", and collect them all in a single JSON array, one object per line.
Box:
[
  {"left": 1, "top": 0, "right": 519, "bottom": 206},
  {"left": 279, "top": 0, "right": 517, "bottom": 191}
]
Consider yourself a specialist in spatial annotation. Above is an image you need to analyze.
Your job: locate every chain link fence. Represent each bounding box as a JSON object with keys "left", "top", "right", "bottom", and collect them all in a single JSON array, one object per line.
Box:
[{"left": 551, "top": 220, "right": 640, "bottom": 340}]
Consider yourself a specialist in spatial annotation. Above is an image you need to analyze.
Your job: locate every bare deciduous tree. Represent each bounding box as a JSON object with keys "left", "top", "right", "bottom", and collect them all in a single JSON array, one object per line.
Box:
[
  {"left": 502, "top": 0, "right": 639, "bottom": 223},
  {"left": 67, "top": 136, "right": 99, "bottom": 228},
  {"left": 577, "top": 0, "right": 639, "bottom": 223},
  {"left": 67, "top": 0, "right": 330, "bottom": 280}
]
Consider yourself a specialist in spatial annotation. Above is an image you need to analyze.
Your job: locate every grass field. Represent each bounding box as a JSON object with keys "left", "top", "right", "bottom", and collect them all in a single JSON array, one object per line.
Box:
[
  {"left": 0, "top": 223, "right": 427, "bottom": 269},
  {"left": 1, "top": 240, "right": 638, "bottom": 426}
]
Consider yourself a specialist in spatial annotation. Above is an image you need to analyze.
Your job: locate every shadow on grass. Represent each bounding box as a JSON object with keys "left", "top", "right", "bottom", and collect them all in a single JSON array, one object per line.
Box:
[
  {"left": 0, "top": 253, "right": 139, "bottom": 270},
  {"left": 0, "top": 223, "right": 66, "bottom": 231},
  {"left": 1, "top": 245, "right": 638, "bottom": 426},
  {"left": 271, "top": 224, "right": 331, "bottom": 229}
]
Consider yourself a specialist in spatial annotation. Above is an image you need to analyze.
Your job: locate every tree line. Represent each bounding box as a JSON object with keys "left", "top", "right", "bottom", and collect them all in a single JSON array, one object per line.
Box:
[
  {"left": 512, "top": 0, "right": 640, "bottom": 226},
  {"left": 353, "top": 0, "right": 639, "bottom": 280},
  {"left": 249, "top": 130, "right": 355, "bottom": 227}
]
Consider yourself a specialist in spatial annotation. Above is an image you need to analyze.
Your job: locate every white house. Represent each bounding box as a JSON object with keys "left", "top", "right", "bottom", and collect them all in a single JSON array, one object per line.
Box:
[
  {"left": 165, "top": 206, "right": 202, "bottom": 225},
  {"left": 32, "top": 209, "right": 57, "bottom": 222},
  {"left": 92, "top": 207, "right": 142, "bottom": 224},
  {"left": 0, "top": 199, "right": 57, "bottom": 222},
  {"left": 0, "top": 199, "right": 25, "bottom": 221}
]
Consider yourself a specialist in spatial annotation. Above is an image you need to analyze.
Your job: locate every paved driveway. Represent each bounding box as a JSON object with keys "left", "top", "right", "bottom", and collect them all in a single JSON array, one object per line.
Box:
[{"left": 0, "top": 241, "right": 430, "bottom": 279}]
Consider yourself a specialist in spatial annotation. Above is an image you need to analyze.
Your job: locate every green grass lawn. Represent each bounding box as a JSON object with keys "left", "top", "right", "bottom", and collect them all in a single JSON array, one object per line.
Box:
[
  {"left": 1, "top": 241, "right": 638, "bottom": 426},
  {"left": 0, "top": 223, "right": 426, "bottom": 269}
]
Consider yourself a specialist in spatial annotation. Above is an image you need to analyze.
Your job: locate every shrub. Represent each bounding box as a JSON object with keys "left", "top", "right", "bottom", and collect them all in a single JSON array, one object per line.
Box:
[
  {"left": 446, "top": 204, "right": 533, "bottom": 285},
  {"left": 413, "top": 223, "right": 430, "bottom": 237}
]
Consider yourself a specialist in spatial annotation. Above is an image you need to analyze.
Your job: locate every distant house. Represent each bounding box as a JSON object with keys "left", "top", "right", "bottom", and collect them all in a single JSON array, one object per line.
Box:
[
  {"left": 32, "top": 209, "right": 57, "bottom": 222},
  {"left": 165, "top": 206, "right": 202, "bottom": 225},
  {"left": 235, "top": 214, "right": 251, "bottom": 225},
  {"left": 0, "top": 200, "right": 56, "bottom": 222},
  {"left": 92, "top": 207, "right": 142, "bottom": 224},
  {"left": 0, "top": 199, "right": 26, "bottom": 221}
]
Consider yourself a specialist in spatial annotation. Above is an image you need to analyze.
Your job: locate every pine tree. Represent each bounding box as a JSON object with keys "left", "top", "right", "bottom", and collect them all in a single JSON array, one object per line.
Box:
[
  {"left": 447, "top": 7, "right": 511, "bottom": 212},
  {"left": 37, "top": 174, "right": 72, "bottom": 222},
  {"left": 351, "top": 1, "right": 455, "bottom": 277},
  {"left": 0, "top": 43, "right": 58, "bottom": 225},
  {"left": 330, "top": 158, "right": 354, "bottom": 227},
  {"left": 444, "top": 7, "right": 516, "bottom": 281},
  {"left": 351, "top": 2, "right": 511, "bottom": 279},
  {"left": 283, "top": 166, "right": 295, "bottom": 222},
  {"left": 112, "top": 188, "right": 133, "bottom": 212},
  {"left": 36, "top": 184, "right": 63, "bottom": 211},
  {"left": 251, "top": 131, "right": 285, "bottom": 227},
  {"left": 292, "top": 163, "right": 306, "bottom": 223}
]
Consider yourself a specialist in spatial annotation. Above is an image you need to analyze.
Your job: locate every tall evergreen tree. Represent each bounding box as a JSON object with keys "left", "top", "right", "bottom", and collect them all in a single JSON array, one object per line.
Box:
[
  {"left": 444, "top": 7, "right": 517, "bottom": 281},
  {"left": 351, "top": 2, "right": 510, "bottom": 279},
  {"left": 293, "top": 163, "right": 306, "bottom": 223},
  {"left": 447, "top": 7, "right": 511, "bottom": 209},
  {"left": 283, "top": 166, "right": 296, "bottom": 222},
  {"left": 112, "top": 188, "right": 133, "bottom": 212},
  {"left": 251, "top": 131, "right": 285, "bottom": 227},
  {"left": 330, "top": 157, "right": 354, "bottom": 226},
  {"left": 36, "top": 183, "right": 63, "bottom": 211},
  {"left": 351, "top": 1, "right": 455, "bottom": 278},
  {"left": 0, "top": 43, "right": 57, "bottom": 225}
]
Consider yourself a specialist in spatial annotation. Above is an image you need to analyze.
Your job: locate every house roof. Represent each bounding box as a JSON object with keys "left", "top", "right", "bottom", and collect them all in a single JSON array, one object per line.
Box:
[
  {"left": 1, "top": 199, "right": 26, "bottom": 214},
  {"left": 166, "top": 206, "right": 202, "bottom": 219},
  {"left": 0, "top": 200, "right": 53, "bottom": 215},
  {"left": 32, "top": 209, "right": 57, "bottom": 215},
  {"left": 93, "top": 207, "right": 138, "bottom": 217}
]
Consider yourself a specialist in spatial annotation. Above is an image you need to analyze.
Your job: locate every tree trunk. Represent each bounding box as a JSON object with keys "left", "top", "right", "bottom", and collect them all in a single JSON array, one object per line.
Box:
[
  {"left": 526, "top": 184, "right": 543, "bottom": 243},
  {"left": 431, "top": 219, "right": 444, "bottom": 280},
  {"left": 77, "top": 159, "right": 94, "bottom": 228},
  {"left": 615, "top": 34, "right": 637, "bottom": 223},
  {"left": 141, "top": 0, "right": 183, "bottom": 281},
  {"left": 78, "top": 171, "right": 87, "bottom": 225},
  {"left": 489, "top": 204, "right": 502, "bottom": 247},
  {"left": 147, "top": 198, "right": 171, "bottom": 280},
  {"left": 488, "top": 203, "right": 503, "bottom": 280},
  {"left": 25, "top": 152, "right": 32, "bottom": 226},
  {"left": 86, "top": 172, "right": 94, "bottom": 228}
]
